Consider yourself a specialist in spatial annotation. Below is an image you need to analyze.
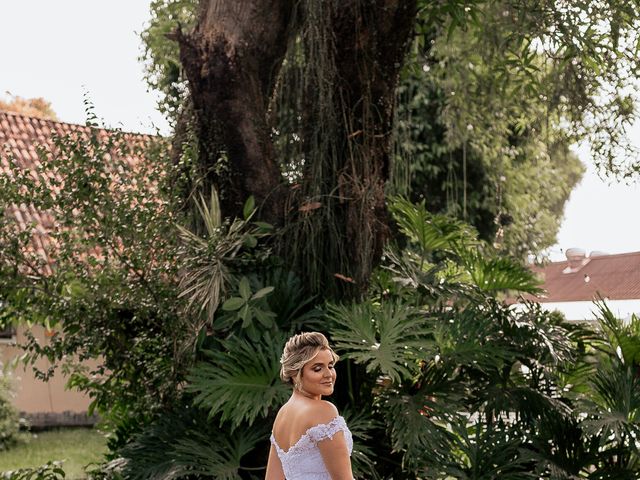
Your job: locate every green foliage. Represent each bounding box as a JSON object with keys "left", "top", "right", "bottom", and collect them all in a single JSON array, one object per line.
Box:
[
  {"left": 459, "top": 250, "right": 542, "bottom": 295},
  {"left": 320, "top": 197, "right": 640, "bottom": 478},
  {"left": 340, "top": 409, "right": 383, "bottom": 480},
  {"left": 0, "top": 462, "right": 65, "bottom": 480},
  {"left": 187, "top": 332, "right": 291, "bottom": 430},
  {"left": 0, "top": 373, "right": 18, "bottom": 451},
  {"left": 140, "top": 0, "right": 197, "bottom": 121},
  {"left": 218, "top": 276, "right": 277, "bottom": 335},
  {"left": 394, "top": 12, "right": 587, "bottom": 257},
  {"left": 422, "top": 420, "right": 536, "bottom": 480},
  {"left": 574, "top": 305, "right": 640, "bottom": 471},
  {"left": 389, "top": 196, "right": 478, "bottom": 255},
  {"left": 425, "top": 1, "right": 640, "bottom": 178},
  {"left": 328, "top": 301, "right": 430, "bottom": 384},
  {"left": 0, "top": 123, "right": 187, "bottom": 423},
  {"left": 177, "top": 190, "right": 272, "bottom": 326},
  {"left": 394, "top": 0, "right": 640, "bottom": 256},
  {"left": 0, "top": 109, "right": 282, "bottom": 458},
  {"left": 119, "top": 406, "right": 267, "bottom": 480},
  {"left": 387, "top": 197, "right": 542, "bottom": 297}
]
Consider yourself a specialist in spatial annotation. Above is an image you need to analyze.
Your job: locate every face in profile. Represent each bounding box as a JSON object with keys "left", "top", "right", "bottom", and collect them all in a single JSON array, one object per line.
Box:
[{"left": 300, "top": 348, "right": 337, "bottom": 397}]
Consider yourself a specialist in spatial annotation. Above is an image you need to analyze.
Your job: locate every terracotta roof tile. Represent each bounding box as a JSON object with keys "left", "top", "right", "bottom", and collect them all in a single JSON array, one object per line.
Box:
[
  {"left": 0, "top": 110, "right": 156, "bottom": 271},
  {"left": 526, "top": 251, "right": 640, "bottom": 302}
]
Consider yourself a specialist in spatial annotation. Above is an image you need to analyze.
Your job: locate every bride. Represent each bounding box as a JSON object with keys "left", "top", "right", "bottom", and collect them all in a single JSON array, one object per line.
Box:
[{"left": 265, "top": 332, "right": 354, "bottom": 480}]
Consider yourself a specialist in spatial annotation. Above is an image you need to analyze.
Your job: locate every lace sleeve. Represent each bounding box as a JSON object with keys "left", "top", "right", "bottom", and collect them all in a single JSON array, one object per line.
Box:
[{"left": 307, "top": 416, "right": 348, "bottom": 443}]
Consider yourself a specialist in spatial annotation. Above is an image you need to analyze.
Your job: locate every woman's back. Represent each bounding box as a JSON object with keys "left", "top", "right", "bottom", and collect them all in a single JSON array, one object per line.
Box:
[{"left": 269, "top": 398, "right": 353, "bottom": 480}]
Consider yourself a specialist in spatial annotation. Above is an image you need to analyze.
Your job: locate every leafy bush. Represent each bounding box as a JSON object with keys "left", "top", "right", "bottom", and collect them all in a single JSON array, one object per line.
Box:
[
  {"left": 322, "top": 199, "right": 640, "bottom": 478},
  {"left": 0, "top": 373, "right": 19, "bottom": 451},
  {"left": 0, "top": 462, "right": 65, "bottom": 480},
  {"left": 0, "top": 123, "right": 185, "bottom": 428}
]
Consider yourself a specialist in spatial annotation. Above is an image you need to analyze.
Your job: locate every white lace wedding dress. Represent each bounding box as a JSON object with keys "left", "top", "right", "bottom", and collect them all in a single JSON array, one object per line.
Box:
[{"left": 270, "top": 415, "right": 353, "bottom": 479}]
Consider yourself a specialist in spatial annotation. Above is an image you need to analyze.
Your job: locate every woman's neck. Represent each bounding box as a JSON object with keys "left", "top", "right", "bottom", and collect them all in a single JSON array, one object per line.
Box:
[{"left": 292, "top": 388, "right": 321, "bottom": 401}]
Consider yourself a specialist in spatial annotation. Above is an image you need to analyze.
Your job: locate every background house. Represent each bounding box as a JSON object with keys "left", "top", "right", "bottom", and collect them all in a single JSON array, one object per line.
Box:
[
  {"left": 517, "top": 248, "right": 640, "bottom": 322},
  {"left": 0, "top": 110, "right": 152, "bottom": 426}
]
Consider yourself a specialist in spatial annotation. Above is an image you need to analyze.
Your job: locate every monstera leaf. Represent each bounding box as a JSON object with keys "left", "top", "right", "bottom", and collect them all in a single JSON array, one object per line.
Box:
[
  {"left": 328, "top": 300, "right": 432, "bottom": 384},
  {"left": 187, "top": 331, "right": 291, "bottom": 429}
]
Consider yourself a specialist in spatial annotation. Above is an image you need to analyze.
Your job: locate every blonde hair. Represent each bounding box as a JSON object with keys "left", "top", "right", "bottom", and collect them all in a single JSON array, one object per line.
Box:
[{"left": 280, "top": 332, "right": 339, "bottom": 387}]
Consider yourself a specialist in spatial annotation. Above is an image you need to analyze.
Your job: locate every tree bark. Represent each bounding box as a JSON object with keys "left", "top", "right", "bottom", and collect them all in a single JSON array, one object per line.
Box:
[
  {"left": 288, "top": 0, "right": 417, "bottom": 296},
  {"left": 177, "top": 0, "right": 417, "bottom": 297},
  {"left": 330, "top": 0, "right": 418, "bottom": 292},
  {"left": 174, "top": 0, "right": 298, "bottom": 223}
]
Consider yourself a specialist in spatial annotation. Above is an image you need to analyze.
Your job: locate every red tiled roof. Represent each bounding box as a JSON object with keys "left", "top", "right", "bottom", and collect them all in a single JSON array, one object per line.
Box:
[
  {"left": 527, "top": 251, "right": 640, "bottom": 302},
  {"left": 0, "top": 110, "right": 155, "bottom": 271}
]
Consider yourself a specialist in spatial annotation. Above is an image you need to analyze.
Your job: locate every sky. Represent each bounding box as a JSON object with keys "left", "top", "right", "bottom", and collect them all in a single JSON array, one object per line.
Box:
[{"left": 1, "top": 1, "right": 639, "bottom": 261}]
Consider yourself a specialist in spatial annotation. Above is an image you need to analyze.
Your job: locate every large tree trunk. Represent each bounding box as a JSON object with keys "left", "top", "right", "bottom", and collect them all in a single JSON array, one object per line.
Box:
[
  {"left": 177, "top": 0, "right": 416, "bottom": 297},
  {"left": 331, "top": 0, "right": 418, "bottom": 292},
  {"left": 174, "top": 0, "right": 297, "bottom": 223},
  {"left": 285, "top": 1, "right": 418, "bottom": 297}
]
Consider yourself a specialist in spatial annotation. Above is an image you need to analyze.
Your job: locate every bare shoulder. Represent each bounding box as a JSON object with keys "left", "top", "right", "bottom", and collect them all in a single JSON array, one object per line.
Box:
[{"left": 305, "top": 400, "right": 339, "bottom": 427}]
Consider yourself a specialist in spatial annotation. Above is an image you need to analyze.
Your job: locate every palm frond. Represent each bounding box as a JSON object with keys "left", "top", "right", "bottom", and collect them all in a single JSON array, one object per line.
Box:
[
  {"left": 581, "top": 362, "right": 640, "bottom": 443},
  {"left": 388, "top": 196, "right": 479, "bottom": 254},
  {"left": 120, "top": 406, "right": 267, "bottom": 480},
  {"left": 526, "top": 412, "right": 602, "bottom": 479},
  {"left": 421, "top": 419, "right": 537, "bottom": 480},
  {"left": 458, "top": 249, "right": 542, "bottom": 295},
  {"left": 327, "top": 300, "right": 432, "bottom": 384},
  {"left": 186, "top": 331, "right": 290, "bottom": 429},
  {"left": 592, "top": 301, "right": 640, "bottom": 367}
]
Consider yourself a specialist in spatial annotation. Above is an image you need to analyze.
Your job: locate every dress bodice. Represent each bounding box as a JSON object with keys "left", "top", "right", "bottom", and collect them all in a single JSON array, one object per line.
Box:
[{"left": 270, "top": 415, "right": 353, "bottom": 480}]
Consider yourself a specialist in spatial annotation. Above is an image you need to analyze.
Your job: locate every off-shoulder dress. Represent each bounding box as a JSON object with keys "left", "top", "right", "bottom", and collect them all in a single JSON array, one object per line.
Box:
[{"left": 270, "top": 415, "right": 353, "bottom": 480}]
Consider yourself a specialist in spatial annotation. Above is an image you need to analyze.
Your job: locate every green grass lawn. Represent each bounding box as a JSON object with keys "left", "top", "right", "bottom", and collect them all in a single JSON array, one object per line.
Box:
[{"left": 0, "top": 428, "right": 108, "bottom": 479}]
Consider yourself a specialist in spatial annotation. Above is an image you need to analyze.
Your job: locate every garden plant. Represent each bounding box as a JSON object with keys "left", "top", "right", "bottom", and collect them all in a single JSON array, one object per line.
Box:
[{"left": 1, "top": 0, "right": 640, "bottom": 478}]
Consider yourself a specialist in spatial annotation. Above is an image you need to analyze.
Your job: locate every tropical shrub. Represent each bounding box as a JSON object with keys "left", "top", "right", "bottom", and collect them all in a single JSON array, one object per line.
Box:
[
  {"left": 321, "top": 199, "right": 640, "bottom": 478},
  {"left": 0, "top": 462, "right": 65, "bottom": 480},
  {"left": 0, "top": 372, "right": 18, "bottom": 451},
  {"left": 0, "top": 117, "right": 269, "bottom": 446},
  {"left": 114, "top": 197, "right": 582, "bottom": 479}
]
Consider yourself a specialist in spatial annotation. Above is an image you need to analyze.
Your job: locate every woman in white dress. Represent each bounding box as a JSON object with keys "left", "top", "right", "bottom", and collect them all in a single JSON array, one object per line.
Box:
[{"left": 265, "top": 332, "right": 354, "bottom": 480}]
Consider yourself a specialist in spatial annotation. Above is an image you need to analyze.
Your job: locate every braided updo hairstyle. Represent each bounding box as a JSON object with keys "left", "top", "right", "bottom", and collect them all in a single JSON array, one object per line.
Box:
[{"left": 280, "top": 332, "right": 339, "bottom": 388}]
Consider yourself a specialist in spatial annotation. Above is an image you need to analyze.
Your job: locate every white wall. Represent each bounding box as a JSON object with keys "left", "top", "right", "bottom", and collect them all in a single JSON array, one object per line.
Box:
[{"left": 512, "top": 299, "right": 640, "bottom": 323}]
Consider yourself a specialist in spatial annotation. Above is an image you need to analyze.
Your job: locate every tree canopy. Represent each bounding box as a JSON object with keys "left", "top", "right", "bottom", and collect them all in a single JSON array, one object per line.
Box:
[
  {"left": 141, "top": 0, "right": 639, "bottom": 264},
  {"left": 0, "top": 93, "right": 58, "bottom": 120}
]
